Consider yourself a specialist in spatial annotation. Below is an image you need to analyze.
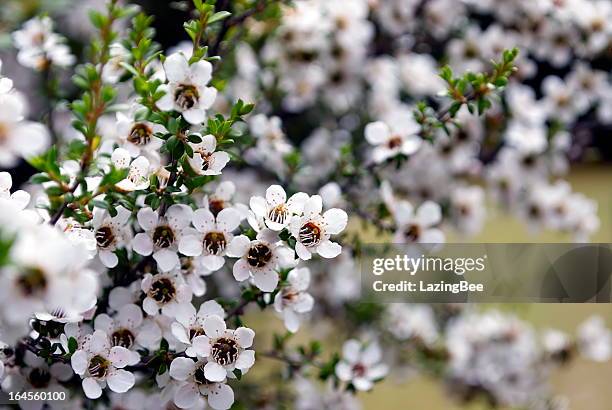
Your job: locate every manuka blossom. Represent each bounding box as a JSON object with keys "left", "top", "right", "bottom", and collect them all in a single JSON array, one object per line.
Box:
[
  {"left": 335, "top": 339, "right": 388, "bottom": 391},
  {"left": 190, "top": 316, "right": 255, "bottom": 382},
  {"left": 178, "top": 207, "right": 241, "bottom": 271},
  {"left": 289, "top": 194, "right": 348, "bottom": 261},
  {"left": 12, "top": 16, "right": 75, "bottom": 70},
  {"left": 140, "top": 272, "right": 192, "bottom": 317},
  {"left": 365, "top": 109, "right": 422, "bottom": 163},
  {"left": 186, "top": 134, "right": 230, "bottom": 176},
  {"left": 132, "top": 204, "right": 194, "bottom": 272},
  {"left": 171, "top": 300, "right": 225, "bottom": 357},
  {"left": 249, "top": 185, "right": 308, "bottom": 231},
  {"left": 226, "top": 229, "right": 295, "bottom": 292},
  {"left": 156, "top": 53, "right": 217, "bottom": 124},
  {"left": 273, "top": 267, "right": 314, "bottom": 332},
  {"left": 169, "top": 357, "right": 235, "bottom": 409},
  {"left": 92, "top": 206, "right": 132, "bottom": 268},
  {"left": 70, "top": 330, "right": 135, "bottom": 399}
]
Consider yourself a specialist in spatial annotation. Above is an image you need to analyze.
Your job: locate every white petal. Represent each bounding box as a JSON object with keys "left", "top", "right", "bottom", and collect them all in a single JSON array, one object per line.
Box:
[
  {"left": 265, "top": 185, "right": 287, "bottom": 206},
  {"left": 174, "top": 382, "right": 199, "bottom": 409},
  {"left": 191, "top": 335, "right": 211, "bottom": 357},
  {"left": 193, "top": 208, "right": 215, "bottom": 232},
  {"left": 322, "top": 208, "right": 348, "bottom": 234},
  {"left": 216, "top": 207, "right": 241, "bottom": 233},
  {"left": 107, "top": 369, "right": 135, "bottom": 393},
  {"left": 401, "top": 137, "right": 421, "bottom": 155},
  {"left": 142, "top": 297, "right": 159, "bottom": 315},
  {"left": 82, "top": 377, "right": 102, "bottom": 399},
  {"left": 200, "top": 134, "right": 217, "bottom": 153},
  {"left": 283, "top": 310, "right": 301, "bottom": 333},
  {"left": 183, "top": 108, "right": 206, "bottom": 125},
  {"left": 203, "top": 315, "right": 226, "bottom": 338},
  {"left": 225, "top": 235, "right": 250, "bottom": 257},
  {"left": 164, "top": 53, "right": 190, "bottom": 83},
  {"left": 111, "top": 148, "right": 131, "bottom": 168},
  {"left": 70, "top": 350, "right": 88, "bottom": 375},
  {"left": 342, "top": 340, "right": 361, "bottom": 363},
  {"left": 419, "top": 228, "right": 445, "bottom": 244},
  {"left": 204, "top": 361, "right": 227, "bottom": 382},
  {"left": 172, "top": 322, "right": 191, "bottom": 344},
  {"left": 335, "top": 362, "right": 352, "bottom": 381},
  {"left": 234, "top": 327, "right": 255, "bottom": 348},
  {"left": 232, "top": 259, "right": 251, "bottom": 282},
  {"left": 303, "top": 195, "right": 322, "bottom": 218},
  {"left": 153, "top": 249, "right": 180, "bottom": 272},
  {"left": 169, "top": 357, "right": 196, "bottom": 381},
  {"left": 365, "top": 121, "right": 390, "bottom": 145},
  {"left": 316, "top": 240, "right": 342, "bottom": 259},
  {"left": 295, "top": 242, "right": 312, "bottom": 260},
  {"left": 99, "top": 250, "right": 119, "bottom": 268},
  {"left": 235, "top": 350, "right": 255, "bottom": 371},
  {"left": 190, "top": 60, "right": 213, "bottom": 85},
  {"left": 207, "top": 383, "right": 234, "bottom": 410},
  {"left": 137, "top": 207, "right": 159, "bottom": 230},
  {"left": 179, "top": 235, "right": 204, "bottom": 257},
  {"left": 201, "top": 254, "right": 225, "bottom": 271},
  {"left": 361, "top": 343, "right": 382, "bottom": 365},
  {"left": 109, "top": 346, "right": 133, "bottom": 368},
  {"left": 416, "top": 201, "right": 442, "bottom": 227},
  {"left": 210, "top": 151, "right": 230, "bottom": 173},
  {"left": 249, "top": 196, "right": 267, "bottom": 217},
  {"left": 199, "top": 300, "right": 225, "bottom": 318},
  {"left": 353, "top": 377, "right": 373, "bottom": 391},
  {"left": 166, "top": 204, "right": 194, "bottom": 230},
  {"left": 253, "top": 270, "right": 279, "bottom": 292}
]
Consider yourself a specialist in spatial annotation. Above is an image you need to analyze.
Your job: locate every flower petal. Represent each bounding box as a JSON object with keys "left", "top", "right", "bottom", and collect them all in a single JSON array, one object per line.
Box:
[
  {"left": 234, "top": 327, "right": 255, "bottom": 348},
  {"left": 203, "top": 315, "right": 226, "bottom": 338},
  {"left": 169, "top": 357, "right": 196, "bottom": 381},
  {"left": 322, "top": 208, "right": 348, "bottom": 234},
  {"left": 82, "top": 377, "right": 102, "bottom": 399},
  {"left": 107, "top": 369, "right": 135, "bottom": 393},
  {"left": 204, "top": 361, "right": 227, "bottom": 382},
  {"left": 164, "top": 53, "right": 190, "bottom": 83}
]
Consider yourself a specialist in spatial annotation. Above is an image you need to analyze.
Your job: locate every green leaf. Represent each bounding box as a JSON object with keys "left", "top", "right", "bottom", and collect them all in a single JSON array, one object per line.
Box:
[
  {"left": 68, "top": 337, "right": 78, "bottom": 354},
  {"left": 208, "top": 11, "right": 231, "bottom": 24}
]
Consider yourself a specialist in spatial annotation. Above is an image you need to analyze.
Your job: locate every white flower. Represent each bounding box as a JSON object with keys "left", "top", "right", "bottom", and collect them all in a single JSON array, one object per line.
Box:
[
  {"left": 249, "top": 185, "right": 308, "bottom": 231},
  {"left": 289, "top": 195, "right": 348, "bottom": 261},
  {"left": 141, "top": 272, "right": 192, "bottom": 317},
  {"left": 171, "top": 300, "right": 225, "bottom": 357},
  {"left": 178, "top": 207, "right": 241, "bottom": 272},
  {"left": 132, "top": 204, "right": 193, "bottom": 272},
  {"left": 112, "top": 109, "right": 165, "bottom": 160},
  {"left": 0, "top": 225, "right": 98, "bottom": 326},
  {"left": 190, "top": 316, "right": 255, "bottom": 381},
  {"left": 94, "top": 303, "right": 159, "bottom": 364},
  {"left": 169, "top": 357, "right": 235, "bottom": 409},
  {"left": 111, "top": 148, "right": 151, "bottom": 192},
  {"left": 384, "top": 304, "right": 438, "bottom": 345},
  {"left": 335, "top": 339, "right": 388, "bottom": 391},
  {"left": 186, "top": 134, "right": 230, "bottom": 176},
  {"left": 102, "top": 43, "right": 130, "bottom": 83},
  {"left": 203, "top": 180, "right": 249, "bottom": 218},
  {"left": 70, "top": 330, "right": 136, "bottom": 399},
  {"left": 577, "top": 316, "right": 611, "bottom": 362},
  {"left": 0, "top": 92, "right": 50, "bottom": 167},
  {"left": 156, "top": 53, "right": 217, "bottom": 124},
  {"left": 92, "top": 206, "right": 132, "bottom": 268},
  {"left": 365, "top": 110, "right": 422, "bottom": 163},
  {"left": 12, "top": 16, "right": 75, "bottom": 70},
  {"left": 0, "top": 59, "right": 13, "bottom": 94},
  {"left": 273, "top": 267, "right": 314, "bottom": 332},
  {"left": 0, "top": 171, "right": 30, "bottom": 210},
  {"left": 392, "top": 200, "right": 445, "bottom": 244},
  {"left": 226, "top": 229, "right": 295, "bottom": 292}
]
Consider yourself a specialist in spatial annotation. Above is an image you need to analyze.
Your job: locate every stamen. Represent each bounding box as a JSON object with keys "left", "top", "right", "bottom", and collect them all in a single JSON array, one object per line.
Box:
[{"left": 299, "top": 221, "right": 323, "bottom": 247}]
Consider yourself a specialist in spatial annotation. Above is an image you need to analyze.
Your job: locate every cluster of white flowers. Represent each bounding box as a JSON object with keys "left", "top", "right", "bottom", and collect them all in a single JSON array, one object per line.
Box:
[{"left": 0, "top": 0, "right": 610, "bottom": 408}]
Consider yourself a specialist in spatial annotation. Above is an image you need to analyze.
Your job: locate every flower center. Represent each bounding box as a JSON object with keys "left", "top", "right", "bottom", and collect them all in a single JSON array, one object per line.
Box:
[
  {"left": 95, "top": 226, "right": 116, "bottom": 249},
  {"left": 180, "top": 256, "right": 193, "bottom": 273},
  {"left": 128, "top": 123, "right": 153, "bottom": 146},
  {"left": 203, "top": 231, "right": 227, "bottom": 255},
  {"left": 17, "top": 267, "right": 48, "bottom": 296},
  {"left": 88, "top": 355, "right": 110, "bottom": 379},
  {"left": 247, "top": 243, "right": 273, "bottom": 268},
  {"left": 299, "top": 221, "right": 323, "bottom": 247},
  {"left": 28, "top": 368, "right": 51, "bottom": 388},
  {"left": 189, "top": 327, "right": 205, "bottom": 340},
  {"left": 208, "top": 198, "right": 226, "bottom": 216},
  {"left": 268, "top": 204, "right": 288, "bottom": 225},
  {"left": 194, "top": 363, "right": 213, "bottom": 385},
  {"left": 111, "top": 328, "right": 136, "bottom": 349},
  {"left": 149, "top": 277, "right": 177, "bottom": 304},
  {"left": 0, "top": 123, "right": 8, "bottom": 143},
  {"left": 153, "top": 225, "right": 175, "bottom": 248},
  {"left": 198, "top": 151, "right": 214, "bottom": 171},
  {"left": 404, "top": 224, "right": 421, "bottom": 242},
  {"left": 387, "top": 136, "right": 402, "bottom": 149},
  {"left": 175, "top": 84, "right": 200, "bottom": 110},
  {"left": 352, "top": 363, "right": 367, "bottom": 378},
  {"left": 211, "top": 337, "right": 239, "bottom": 366}
]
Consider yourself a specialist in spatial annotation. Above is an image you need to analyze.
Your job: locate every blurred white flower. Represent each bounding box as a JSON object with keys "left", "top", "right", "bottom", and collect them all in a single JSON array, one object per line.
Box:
[
  {"left": 273, "top": 267, "right": 314, "bottom": 332},
  {"left": 335, "top": 339, "right": 388, "bottom": 391}
]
